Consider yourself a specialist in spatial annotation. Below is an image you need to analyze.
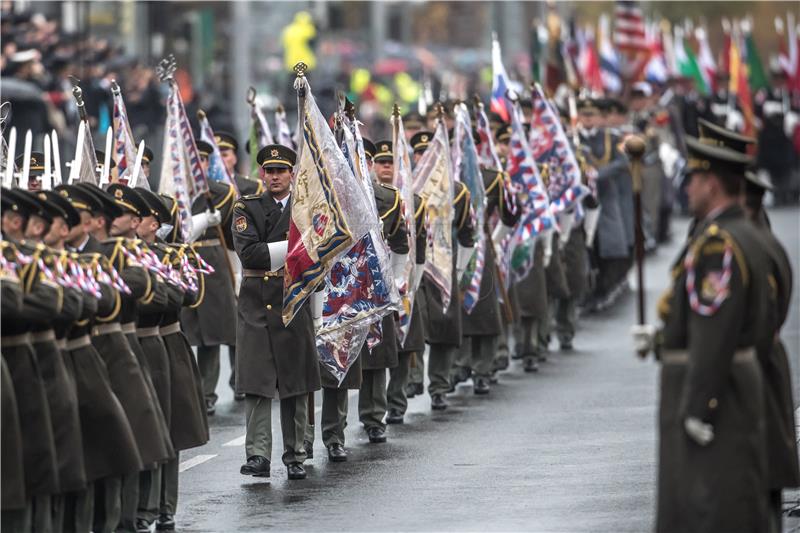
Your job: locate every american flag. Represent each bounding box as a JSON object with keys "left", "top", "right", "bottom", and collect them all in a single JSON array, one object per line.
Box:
[{"left": 613, "top": 1, "right": 648, "bottom": 53}]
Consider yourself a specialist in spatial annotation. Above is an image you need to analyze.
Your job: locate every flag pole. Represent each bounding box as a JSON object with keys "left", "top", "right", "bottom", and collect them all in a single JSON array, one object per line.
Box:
[
  {"left": 291, "top": 61, "right": 315, "bottom": 430},
  {"left": 624, "top": 135, "right": 647, "bottom": 358}
]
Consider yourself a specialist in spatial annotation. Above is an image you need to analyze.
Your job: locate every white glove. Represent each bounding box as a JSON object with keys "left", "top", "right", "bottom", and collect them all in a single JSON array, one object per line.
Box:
[
  {"left": 491, "top": 222, "right": 511, "bottom": 244},
  {"left": 267, "top": 241, "right": 288, "bottom": 271},
  {"left": 390, "top": 252, "right": 409, "bottom": 288},
  {"left": 206, "top": 209, "right": 222, "bottom": 227},
  {"left": 558, "top": 210, "right": 575, "bottom": 247},
  {"left": 785, "top": 111, "right": 799, "bottom": 138},
  {"left": 456, "top": 245, "right": 474, "bottom": 280},
  {"left": 311, "top": 291, "right": 324, "bottom": 332},
  {"left": 541, "top": 234, "right": 553, "bottom": 268},
  {"left": 630, "top": 323, "right": 657, "bottom": 354},
  {"left": 188, "top": 211, "right": 212, "bottom": 242},
  {"left": 684, "top": 417, "right": 714, "bottom": 446}
]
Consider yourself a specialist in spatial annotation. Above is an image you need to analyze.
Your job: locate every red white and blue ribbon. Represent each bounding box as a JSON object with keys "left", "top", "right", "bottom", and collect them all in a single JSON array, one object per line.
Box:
[{"left": 684, "top": 241, "right": 733, "bottom": 316}]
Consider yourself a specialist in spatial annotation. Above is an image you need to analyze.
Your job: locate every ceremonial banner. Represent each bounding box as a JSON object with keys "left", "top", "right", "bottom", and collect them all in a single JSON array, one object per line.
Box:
[
  {"left": 275, "top": 105, "right": 295, "bottom": 150},
  {"left": 199, "top": 113, "right": 239, "bottom": 194},
  {"left": 391, "top": 112, "right": 417, "bottom": 344},
  {"left": 158, "top": 81, "right": 209, "bottom": 243},
  {"left": 315, "top": 114, "right": 397, "bottom": 384},
  {"left": 283, "top": 79, "right": 356, "bottom": 326},
  {"left": 75, "top": 121, "right": 100, "bottom": 186},
  {"left": 504, "top": 99, "right": 554, "bottom": 285},
  {"left": 111, "top": 87, "right": 148, "bottom": 188},
  {"left": 529, "top": 85, "right": 588, "bottom": 219},
  {"left": 475, "top": 101, "right": 503, "bottom": 170},
  {"left": 452, "top": 104, "right": 485, "bottom": 314},
  {"left": 412, "top": 121, "right": 454, "bottom": 311},
  {"left": 490, "top": 35, "right": 515, "bottom": 124},
  {"left": 248, "top": 94, "right": 274, "bottom": 175}
]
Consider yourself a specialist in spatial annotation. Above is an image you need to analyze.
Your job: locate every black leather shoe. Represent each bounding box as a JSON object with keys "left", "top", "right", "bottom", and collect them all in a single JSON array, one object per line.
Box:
[
  {"left": 240, "top": 455, "right": 270, "bottom": 477},
  {"left": 560, "top": 340, "right": 574, "bottom": 351},
  {"left": 511, "top": 349, "right": 524, "bottom": 360},
  {"left": 431, "top": 393, "right": 448, "bottom": 411},
  {"left": 386, "top": 409, "right": 404, "bottom": 424},
  {"left": 287, "top": 462, "right": 307, "bottom": 480},
  {"left": 446, "top": 380, "right": 456, "bottom": 393},
  {"left": 451, "top": 365, "right": 471, "bottom": 385},
  {"left": 404, "top": 382, "right": 424, "bottom": 398},
  {"left": 473, "top": 377, "right": 490, "bottom": 395},
  {"left": 303, "top": 440, "right": 314, "bottom": 459},
  {"left": 233, "top": 391, "right": 246, "bottom": 401},
  {"left": 205, "top": 398, "right": 215, "bottom": 416},
  {"left": 327, "top": 443, "right": 348, "bottom": 462},
  {"left": 136, "top": 518, "right": 152, "bottom": 533},
  {"left": 492, "top": 354, "right": 510, "bottom": 372},
  {"left": 155, "top": 514, "right": 175, "bottom": 531},
  {"left": 367, "top": 426, "right": 387, "bottom": 443},
  {"left": 523, "top": 356, "right": 539, "bottom": 373}
]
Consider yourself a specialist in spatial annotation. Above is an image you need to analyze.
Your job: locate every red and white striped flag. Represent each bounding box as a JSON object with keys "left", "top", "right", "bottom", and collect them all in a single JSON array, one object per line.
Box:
[{"left": 613, "top": 0, "right": 648, "bottom": 52}]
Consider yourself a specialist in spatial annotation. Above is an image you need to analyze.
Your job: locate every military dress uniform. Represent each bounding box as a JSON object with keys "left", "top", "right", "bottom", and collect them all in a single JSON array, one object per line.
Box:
[
  {"left": 386, "top": 194, "right": 427, "bottom": 423},
  {"left": 180, "top": 144, "right": 239, "bottom": 413},
  {"left": 421, "top": 179, "right": 474, "bottom": 409},
  {"left": 457, "top": 168, "right": 518, "bottom": 393},
  {"left": 357, "top": 142, "right": 410, "bottom": 442},
  {"left": 702, "top": 121, "right": 800, "bottom": 529},
  {"left": 653, "top": 137, "right": 771, "bottom": 533},
  {"left": 232, "top": 144, "right": 321, "bottom": 480}
]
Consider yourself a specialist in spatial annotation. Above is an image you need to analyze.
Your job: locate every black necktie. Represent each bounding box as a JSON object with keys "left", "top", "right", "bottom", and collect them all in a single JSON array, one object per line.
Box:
[{"left": 276, "top": 200, "right": 283, "bottom": 212}]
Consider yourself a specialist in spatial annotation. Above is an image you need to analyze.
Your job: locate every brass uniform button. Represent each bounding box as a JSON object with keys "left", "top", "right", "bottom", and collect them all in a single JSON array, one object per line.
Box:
[
  {"left": 266, "top": 304, "right": 272, "bottom": 310},
  {"left": 708, "top": 398, "right": 718, "bottom": 410}
]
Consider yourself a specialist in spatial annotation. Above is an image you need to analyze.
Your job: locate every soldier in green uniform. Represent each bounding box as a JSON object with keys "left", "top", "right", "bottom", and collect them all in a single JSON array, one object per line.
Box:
[
  {"left": 232, "top": 144, "right": 322, "bottom": 481},
  {"left": 356, "top": 140, "right": 409, "bottom": 443},
  {"left": 410, "top": 131, "right": 476, "bottom": 410},
  {"left": 632, "top": 135, "right": 772, "bottom": 532},
  {"left": 135, "top": 188, "right": 209, "bottom": 531},
  {"left": 182, "top": 140, "right": 237, "bottom": 414},
  {"left": 697, "top": 119, "right": 800, "bottom": 531},
  {"left": 457, "top": 168, "right": 519, "bottom": 393},
  {"left": 404, "top": 132, "right": 435, "bottom": 399}
]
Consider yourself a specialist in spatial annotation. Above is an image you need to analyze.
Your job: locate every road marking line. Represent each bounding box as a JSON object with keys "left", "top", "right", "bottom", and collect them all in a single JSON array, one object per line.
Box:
[
  {"left": 179, "top": 454, "right": 217, "bottom": 472},
  {"left": 222, "top": 435, "right": 246, "bottom": 447}
]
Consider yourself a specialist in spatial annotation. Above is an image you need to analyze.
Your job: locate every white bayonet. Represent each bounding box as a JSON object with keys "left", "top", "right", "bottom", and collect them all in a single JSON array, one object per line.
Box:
[
  {"left": 3, "top": 127, "right": 16, "bottom": 188},
  {"left": 43, "top": 134, "right": 52, "bottom": 191},
  {"left": 130, "top": 140, "right": 145, "bottom": 188},
  {"left": 20, "top": 130, "right": 32, "bottom": 188},
  {"left": 68, "top": 121, "right": 85, "bottom": 185},
  {"left": 51, "top": 130, "right": 62, "bottom": 186}
]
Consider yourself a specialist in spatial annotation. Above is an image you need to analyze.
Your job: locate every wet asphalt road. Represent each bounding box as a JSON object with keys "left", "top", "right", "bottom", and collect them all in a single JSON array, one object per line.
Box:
[{"left": 176, "top": 208, "right": 800, "bottom": 532}]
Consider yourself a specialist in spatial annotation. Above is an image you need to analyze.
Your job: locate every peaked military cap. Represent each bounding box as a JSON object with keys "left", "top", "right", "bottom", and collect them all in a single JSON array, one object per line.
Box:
[
  {"left": 576, "top": 98, "right": 600, "bottom": 113},
  {"left": 744, "top": 170, "right": 774, "bottom": 191},
  {"left": 410, "top": 131, "right": 434, "bottom": 153},
  {"left": 73, "top": 183, "right": 124, "bottom": 219},
  {"left": 105, "top": 183, "right": 149, "bottom": 217},
  {"left": 55, "top": 184, "right": 103, "bottom": 213},
  {"left": 374, "top": 140, "right": 393, "bottom": 162},
  {"left": 195, "top": 140, "right": 214, "bottom": 158},
  {"left": 142, "top": 146, "right": 154, "bottom": 164},
  {"left": 257, "top": 144, "right": 296, "bottom": 170},
  {"left": 402, "top": 112, "right": 425, "bottom": 130},
  {"left": 95, "top": 151, "right": 117, "bottom": 170},
  {"left": 14, "top": 152, "right": 45, "bottom": 177},
  {"left": 36, "top": 190, "right": 80, "bottom": 228},
  {"left": 447, "top": 128, "right": 481, "bottom": 146},
  {"left": 135, "top": 187, "right": 172, "bottom": 224},
  {"left": 684, "top": 135, "right": 752, "bottom": 177},
  {"left": 606, "top": 99, "right": 628, "bottom": 114},
  {"left": 1, "top": 187, "right": 49, "bottom": 221},
  {"left": 214, "top": 131, "right": 239, "bottom": 152},
  {"left": 362, "top": 138, "right": 377, "bottom": 161},
  {"left": 495, "top": 124, "right": 511, "bottom": 143},
  {"left": 697, "top": 118, "right": 756, "bottom": 155}
]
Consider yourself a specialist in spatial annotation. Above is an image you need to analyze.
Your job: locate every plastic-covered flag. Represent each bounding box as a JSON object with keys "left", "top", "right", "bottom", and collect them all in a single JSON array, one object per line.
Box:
[
  {"left": 275, "top": 104, "right": 295, "bottom": 150},
  {"left": 503, "top": 97, "right": 555, "bottom": 285},
  {"left": 111, "top": 83, "right": 148, "bottom": 188},
  {"left": 248, "top": 91, "right": 274, "bottom": 176},
  {"left": 158, "top": 79, "right": 209, "bottom": 243},
  {"left": 412, "top": 120, "right": 454, "bottom": 310},
  {"left": 391, "top": 111, "right": 417, "bottom": 343},
  {"left": 314, "top": 110, "right": 398, "bottom": 384},
  {"left": 529, "top": 84, "right": 588, "bottom": 220},
  {"left": 198, "top": 113, "right": 239, "bottom": 195},
  {"left": 283, "top": 75, "right": 366, "bottom": 325},
  {"left": 490, "top": 34, "right": 515, "bottom": 124},
  {"left": 452, "top": 104, "right": 486, "bottom": 314}
]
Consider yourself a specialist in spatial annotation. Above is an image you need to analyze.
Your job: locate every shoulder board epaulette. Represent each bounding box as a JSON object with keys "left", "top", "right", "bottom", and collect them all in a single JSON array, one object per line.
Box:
[
  {"left": 379, "top": 182, "right": 398, "bottom": 191},
  {"left": 241, "top": 194, "right": 262, "bottom": 200}
]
